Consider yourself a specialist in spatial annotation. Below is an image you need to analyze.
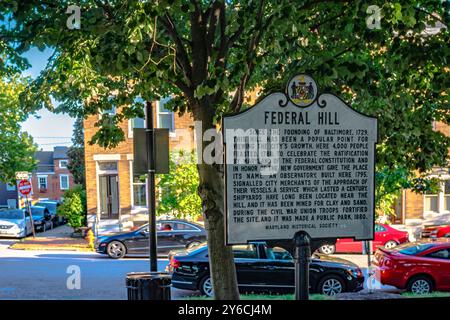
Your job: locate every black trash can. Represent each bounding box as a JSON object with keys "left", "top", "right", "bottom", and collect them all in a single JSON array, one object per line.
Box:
[{"left": 126, "top": 272, "right": 172, "bottom": 300}]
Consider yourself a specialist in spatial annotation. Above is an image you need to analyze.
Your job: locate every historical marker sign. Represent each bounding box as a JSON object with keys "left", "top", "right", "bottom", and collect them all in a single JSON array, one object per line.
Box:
[{"left": 223, "top": 74, "right": 377, "bottom": 245}]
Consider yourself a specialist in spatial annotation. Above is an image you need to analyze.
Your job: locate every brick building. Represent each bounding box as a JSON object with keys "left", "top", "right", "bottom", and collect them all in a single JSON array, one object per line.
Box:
[
  {"left": 392, "top": 121, "right": 450, "bottom": 238},
  {"left": 29, "top": 146, "right": 74, "bottom": 203},
  {"left": 84, "top": 98, "right": 196, "bottom": 234},
  {"left": 0, "top": 147, "right": 74, "bottom": 209}
]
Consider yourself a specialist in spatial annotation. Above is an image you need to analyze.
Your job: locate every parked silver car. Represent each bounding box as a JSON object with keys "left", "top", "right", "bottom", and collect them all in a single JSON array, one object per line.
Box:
[{"left": 0, "top": 209, "right": 33, "bottom": 238}]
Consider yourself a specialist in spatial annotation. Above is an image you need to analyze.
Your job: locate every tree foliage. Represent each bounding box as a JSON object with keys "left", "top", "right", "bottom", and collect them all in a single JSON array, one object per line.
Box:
[
  {"left": 57, "top": 185, "right": 87, "bottom": 230},
  {"left": 375, "top": 167, "right": 441, "bottom": 219},
  {"left": 0, "top": 75, "right": 37, "bottom": 184},
  {"left": 157, "top": 151, "right": 202, "bottom": 220},
  {"left": 67, "top": 117, "right": 86, "bottom": 188}
]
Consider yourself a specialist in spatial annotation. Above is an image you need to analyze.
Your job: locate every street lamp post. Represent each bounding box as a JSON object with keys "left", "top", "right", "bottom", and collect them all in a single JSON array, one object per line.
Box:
[{"left": 145, "top": 101, "right": 158, "bottom": 272}]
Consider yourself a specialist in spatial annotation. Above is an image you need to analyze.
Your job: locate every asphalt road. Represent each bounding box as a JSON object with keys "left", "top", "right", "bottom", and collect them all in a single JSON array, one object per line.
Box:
[
  {"left": 0, "top": 242, "right": 199, "bottom": 300},
  {"left": 0, "top": 238, "right": 396, "bottom": 299}
]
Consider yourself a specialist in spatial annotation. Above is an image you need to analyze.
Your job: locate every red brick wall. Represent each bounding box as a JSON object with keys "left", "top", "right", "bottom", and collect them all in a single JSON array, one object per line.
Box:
[
  {"left": 84, "top": 103, "right": 196, "bottom": 217},
  {"left": 31, "top": 159, "right": 74, "bottom": 202}
]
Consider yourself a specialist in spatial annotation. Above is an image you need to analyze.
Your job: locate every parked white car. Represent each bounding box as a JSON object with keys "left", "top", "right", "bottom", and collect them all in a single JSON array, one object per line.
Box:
[{"left": 0, "top": 209, "right": 33, "bottom": 238}]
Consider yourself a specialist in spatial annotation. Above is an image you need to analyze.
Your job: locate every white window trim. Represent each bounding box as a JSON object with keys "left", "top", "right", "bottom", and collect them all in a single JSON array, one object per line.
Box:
[
  {"left": 156, "top": 100, "right": 176, "bottom": 136},
  {"left": 93, "top": 154, "right": 121, "bottom": 161},
  {"left": 60, "top": 175, "right": 70, "bottom": 190},
  {"left": 7, "top": 199, "right": 17, "bottom": 209},
  {"left": 59, "top": 160, "right": 69, "bottom": 169},
  {"left": 424, "top": 179, "right": 450, "bottom": 215},
  {"left": 130, "top": 160, "right": 147, "bottom": 209},
  {"left": 37, "top": 175, "right": 48, "bottom": 189}
]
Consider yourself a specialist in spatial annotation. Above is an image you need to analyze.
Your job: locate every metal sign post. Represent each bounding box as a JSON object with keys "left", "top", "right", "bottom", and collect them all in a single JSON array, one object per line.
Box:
[
  {"left": 25, "top": 195, "right": 36, "bottom": 238},
  {"left": 145, "top": 101, "right": 158, "bottom": 272},
  {"left": 294, "top": 231, "right": 311, "bottom": 300},
  {"left": 364, "top": 240, "right": 374, "bottom": 293}
]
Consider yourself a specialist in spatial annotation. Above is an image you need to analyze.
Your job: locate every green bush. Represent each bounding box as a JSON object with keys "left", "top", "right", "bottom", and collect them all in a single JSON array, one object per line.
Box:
[
  {"left": 57, "top": 185, "right": 87, "bottom": 230},
  {"left": 157, "top": 150, "right": 202, "bottom": 220}
]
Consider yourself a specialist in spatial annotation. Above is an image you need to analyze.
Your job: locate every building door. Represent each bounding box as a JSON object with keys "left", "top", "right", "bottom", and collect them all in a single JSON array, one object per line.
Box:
[{"left": 99, "top": 175, "right": 119, "bottom": 219}]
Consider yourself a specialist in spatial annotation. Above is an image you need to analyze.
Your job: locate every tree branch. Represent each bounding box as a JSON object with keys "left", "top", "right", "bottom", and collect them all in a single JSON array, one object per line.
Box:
[
  {"left": 230, "top": 0, "right": 268, "bottom": 113},
  {"left": 159, "top": 13, "right": 193, "bottom": 86}
]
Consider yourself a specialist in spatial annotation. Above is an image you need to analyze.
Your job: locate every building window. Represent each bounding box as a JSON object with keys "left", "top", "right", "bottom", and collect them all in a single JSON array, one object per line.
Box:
[
  {"left": 60, "top": 175, "right": 69, "bottom": 190},
  {"left": 38, "top": 176, "right": 48, "bottom": 190},
  {"left": 157, "top": 97, "right": 174, "bottom": 132},
  {"left": 59, "top": 160, "right": 69, "bottom": 169},
  {"left": 424, "top": 189, "right": 439, "bottom": 213},
  {"left": 133, "top": 176, "right": 147, "bottom": 207},
  {"left": 7, "top": 199, "right": 17, "bottom": 209},
  {"left": 128, "top": 117, "right": 145, "bottom": 138},
  {"left": 444, "top": 181, "right": 450, "bottom": 212},
  {"left": 98, "top": 162, "right": 118, "bottom": 172},
  {"left": 6, "top": 184, "right": 16, "bottom": 191}
]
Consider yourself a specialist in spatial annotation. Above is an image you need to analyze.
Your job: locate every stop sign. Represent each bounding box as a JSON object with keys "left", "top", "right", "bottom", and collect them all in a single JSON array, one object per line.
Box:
[{"left": 18, "top": 180, "right": 32, "bottom": 196}]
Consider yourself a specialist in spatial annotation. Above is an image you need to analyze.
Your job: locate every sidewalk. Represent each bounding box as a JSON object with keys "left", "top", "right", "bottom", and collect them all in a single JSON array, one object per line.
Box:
[{"left": 9, "top": 225, "right": 93, "bottom": 252}]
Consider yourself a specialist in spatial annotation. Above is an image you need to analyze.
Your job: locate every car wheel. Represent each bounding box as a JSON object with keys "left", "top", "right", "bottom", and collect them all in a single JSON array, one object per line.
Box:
[
  {"left": 407, "top": 276, "right": 434, "bottom": 294},
  {"left": 107, "top": 241, "right": 127, "bottom": 259},
  {"left": 384, "top": 240, "right": 398, "bottom": 249},
  {"left": 318, "top": 244, "right": 336, "bottom": 255},
  {"left": 186, "top": 241, "right": 202, "bottom": 249},
  {"left": 199, "top": 276, "right": 214, "bottom": 297},
  {"left": 318, "top": 275, "right": 345, "bottom": 296}
]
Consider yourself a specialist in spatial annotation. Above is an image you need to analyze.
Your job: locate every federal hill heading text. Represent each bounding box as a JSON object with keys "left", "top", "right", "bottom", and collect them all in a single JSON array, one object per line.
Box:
[{"left": 264, "top": 111, "right": 339, "bottom": 125}]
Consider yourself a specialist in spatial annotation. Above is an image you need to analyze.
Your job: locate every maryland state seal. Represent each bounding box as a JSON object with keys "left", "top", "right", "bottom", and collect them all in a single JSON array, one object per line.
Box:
[{"left": 287, "top": 74, "right": 317, "bottom": 107}]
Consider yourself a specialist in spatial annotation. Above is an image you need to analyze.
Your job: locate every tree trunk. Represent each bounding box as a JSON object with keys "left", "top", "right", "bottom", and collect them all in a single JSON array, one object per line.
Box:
[
  {"left": 195, "top": 104, "right": 240, "bottom": 300},
  {"left": 198, "top": 162, "right": 240, "bottom": 300}
]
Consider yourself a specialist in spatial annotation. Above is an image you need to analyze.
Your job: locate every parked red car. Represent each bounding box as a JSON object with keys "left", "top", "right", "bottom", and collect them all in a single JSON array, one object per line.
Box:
[
  {"left": 373, "top": 239, "right": 450, "bottom": 294},
  {"left": 421, "top": 225, "right": 450, "bottom": 238},
  {"left": 318, "top": 223, "right": 409, "bottom": 254}
]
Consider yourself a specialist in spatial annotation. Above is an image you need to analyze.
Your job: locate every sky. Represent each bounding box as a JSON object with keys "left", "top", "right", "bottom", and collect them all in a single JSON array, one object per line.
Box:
[{"left": 20, "top": 48, "right": 75, "bottom": 151}]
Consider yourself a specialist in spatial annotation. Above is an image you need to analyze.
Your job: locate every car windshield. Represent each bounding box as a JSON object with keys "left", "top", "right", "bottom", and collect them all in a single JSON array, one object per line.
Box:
[
  {"left": 30, "top": 207, "right": 45, "bottom": 216},
  {"left": 35, "top": 202, "right": 56, "bottom": 211},
  {"left": 0, "top": 210, "right": 24, "bottom": 220},
  {"left": 393, "top": 243, "right": 434, "bottom": 255},
  {"left": 187, "top": 243, "right": 207, "bottom": 254}
]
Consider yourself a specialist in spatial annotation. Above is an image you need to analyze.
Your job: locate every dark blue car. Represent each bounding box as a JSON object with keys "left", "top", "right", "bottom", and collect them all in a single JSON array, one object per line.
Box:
[
  {"left": 96, "top": 220, "right": 207, "bottom": 259},
  {"left": 167, "top": 242, "right": 364, "bottom": 297}
]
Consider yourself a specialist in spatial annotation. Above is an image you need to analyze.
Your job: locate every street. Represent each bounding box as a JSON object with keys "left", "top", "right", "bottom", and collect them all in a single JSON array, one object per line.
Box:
[
  {"left": 0, "top": 240, "right": 198, "bottom": 300},
  {"left": 0, "top": 238, "right": 396, "bottom": 300}
]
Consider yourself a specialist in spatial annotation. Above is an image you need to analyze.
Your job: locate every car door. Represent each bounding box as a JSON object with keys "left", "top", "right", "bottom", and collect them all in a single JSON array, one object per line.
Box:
[
  {"left": 373, "top": 224, "right": 388, "bottom": 248},
  {"left": 232, "top": 244, "right": 269, "bottom": 289},
  {"left": 258, "top": 245, "right": 295, "bottom": 291},
  {"left": 24, "top": 210, "right": 32, "bottom": 233},
  {"left": 335, "top": 238, "right": 362, "bottom": 253},
  {"left": 172, "top": 222, "right": 203, "bottom": 246},
  {"left": 156, "top": 222, "right": 178, "bottom": 254},
  {"left": 424, "top": 248, "right": 450, "bottom": 290},
  {"left": 131, "top": 227, "right": 158, "bottom": 255}
]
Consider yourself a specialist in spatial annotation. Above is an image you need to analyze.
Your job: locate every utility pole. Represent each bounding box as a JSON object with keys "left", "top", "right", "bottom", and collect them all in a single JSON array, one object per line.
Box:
[{"left": 145, "top": 101, "right": 158, "bottom": 272}]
